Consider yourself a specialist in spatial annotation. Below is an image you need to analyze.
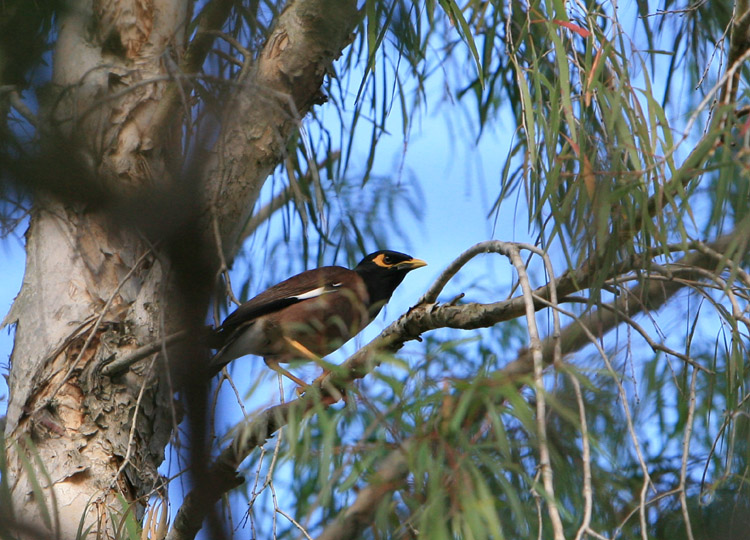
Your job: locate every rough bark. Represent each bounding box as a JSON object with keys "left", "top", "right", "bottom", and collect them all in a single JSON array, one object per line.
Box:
[{"left": 4, "top": 0, "right": 188, "bottom": 535}]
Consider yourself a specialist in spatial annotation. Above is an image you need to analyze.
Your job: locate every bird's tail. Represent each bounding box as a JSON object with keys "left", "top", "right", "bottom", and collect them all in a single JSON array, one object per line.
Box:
[{"left": 206, "top": 323, "right": 252, "bottom": 377}]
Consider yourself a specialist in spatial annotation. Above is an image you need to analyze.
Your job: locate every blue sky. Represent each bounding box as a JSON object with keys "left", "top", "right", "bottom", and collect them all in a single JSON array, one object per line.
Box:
[
  {"left": 0, "top": 0, "right": 679, "bottom": 444},
  {"left": 1, "top": 234, "right": 25, "bottom": 406}
]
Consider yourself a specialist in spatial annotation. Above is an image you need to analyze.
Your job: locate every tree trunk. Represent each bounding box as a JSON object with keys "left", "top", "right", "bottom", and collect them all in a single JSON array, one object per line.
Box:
[{"left": 4, "top": 0, "right": 187, "bottom": 536}]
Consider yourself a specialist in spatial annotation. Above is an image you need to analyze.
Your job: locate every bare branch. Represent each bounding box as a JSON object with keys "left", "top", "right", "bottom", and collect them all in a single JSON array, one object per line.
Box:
[
  {"left": 100, "top": 330, "right": 189, "bottom": 377},
  {"left": 418, "top": 241, "right": 503, "bottom": 303},
  {"left": 570, "top": 370, "right": 594, "bottom": 540},
  {"left": 506, "top": 245, "right": 565, "bottom": 540},
  {"left": 679, "top": 368, "right": 699, "bottom": 540}
]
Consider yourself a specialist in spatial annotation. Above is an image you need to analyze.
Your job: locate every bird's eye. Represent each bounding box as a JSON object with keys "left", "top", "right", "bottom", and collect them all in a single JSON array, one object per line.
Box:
[{"left": 383, "top": 255, "right": 393, "bottom": 264}]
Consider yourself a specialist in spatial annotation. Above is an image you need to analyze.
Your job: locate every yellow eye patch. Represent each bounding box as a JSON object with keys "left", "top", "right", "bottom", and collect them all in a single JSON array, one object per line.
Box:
[{"left": 372, "top": 253, "right": 391, "bottom": 267}]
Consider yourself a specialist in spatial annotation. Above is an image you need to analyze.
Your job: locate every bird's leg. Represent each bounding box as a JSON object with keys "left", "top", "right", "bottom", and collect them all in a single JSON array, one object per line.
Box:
[
  {"left": 285, "top": 338, "right": 348, "bottom": 401},
  {"left": 308, "top": 370, "right": 346, "bottom": 403},
  {"left": 284, "top": 338, "right": 321, "bottom": 362},
  {"left": 264, "top": 358, "right": 310, "bottom": 389},
  {"left": 283, "top": 338, "right": 337, "bottom": 396}
]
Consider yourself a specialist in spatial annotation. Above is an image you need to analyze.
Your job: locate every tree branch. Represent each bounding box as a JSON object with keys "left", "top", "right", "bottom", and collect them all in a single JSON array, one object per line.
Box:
[
  {"left": 100, "top": 330, "right": 189, "bottom": 377},
  {"left": 309, "top": 229, "right": 750, "bottom": 538},
  {"left": 723, "top": 0, "right": 750, "bottom": 105},
  {"left": 202, "top": 0, "right": 362, "bottom": 255}
]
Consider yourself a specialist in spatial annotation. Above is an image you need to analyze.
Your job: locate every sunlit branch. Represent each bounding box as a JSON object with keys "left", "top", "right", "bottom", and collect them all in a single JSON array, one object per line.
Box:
[{"left": 201, "top": 0, "right": 362, "bottom": 252}]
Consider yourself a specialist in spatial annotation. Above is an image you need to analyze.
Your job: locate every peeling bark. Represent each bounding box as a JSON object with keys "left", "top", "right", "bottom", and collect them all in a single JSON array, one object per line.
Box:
[{"left": 4, "top": 0, "right": 187, "bottom": 536}]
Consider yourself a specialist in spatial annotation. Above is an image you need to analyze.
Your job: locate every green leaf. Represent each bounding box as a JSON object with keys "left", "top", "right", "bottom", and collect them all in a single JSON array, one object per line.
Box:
[{"left": 438, "top": 0, "right": 484, "bottom": 88}]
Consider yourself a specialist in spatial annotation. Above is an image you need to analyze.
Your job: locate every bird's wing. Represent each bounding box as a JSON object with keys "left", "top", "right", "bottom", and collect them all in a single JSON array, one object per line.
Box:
[{"left": 218, "top": 266, "right": 347, "bottom": 333}]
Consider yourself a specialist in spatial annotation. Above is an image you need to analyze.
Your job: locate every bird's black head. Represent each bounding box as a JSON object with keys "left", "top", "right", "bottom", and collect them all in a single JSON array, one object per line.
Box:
[{"left": 354, "top": 250, "right": 427, "bottom": 317}]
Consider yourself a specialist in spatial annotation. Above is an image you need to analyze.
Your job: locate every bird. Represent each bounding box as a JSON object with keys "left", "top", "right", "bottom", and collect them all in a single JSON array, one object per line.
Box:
[{"left": 210, "top": 250, "right": 426, "bottom": 388}]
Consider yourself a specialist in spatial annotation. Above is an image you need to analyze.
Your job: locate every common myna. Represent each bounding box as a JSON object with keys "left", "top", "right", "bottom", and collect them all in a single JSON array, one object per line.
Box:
[{"left": 210, "top": 250, "right": 426, "bottom": 386}]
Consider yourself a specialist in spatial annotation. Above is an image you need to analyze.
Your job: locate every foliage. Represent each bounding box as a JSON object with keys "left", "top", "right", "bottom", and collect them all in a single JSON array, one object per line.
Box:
[{"left": 3, "top": 0, "right": 750, "bottom": 539}]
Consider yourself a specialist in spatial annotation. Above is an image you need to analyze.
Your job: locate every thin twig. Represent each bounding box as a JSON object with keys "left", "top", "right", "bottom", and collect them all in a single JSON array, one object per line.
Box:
[
  {"left": 418, "top": 241, "right": 507, "bottom": 304},
  {"left": 100, "top": 330, "right": 188, "bottom": 377},
  {"left": 236, "top": 185, "right": 293, "bottom": 246},
  {"left": 506, "top": 245, "right": 566, "bottom": 540},
  {"left": 112, "top": 355, "right": 159, "bottom": 488},
  {"left": 678, "top": 368, "right": 698, "bottom": 540},
  {"left": 562, "top": 295, "right": 711, "bottom": 373},
  {"left": 532, "top": 297, "right": 654, "bottom": 540},
  {"left": 570, "top": 370, "right": 594, "bottom": 540},
  {"left": 212, "top": 209, "right": 240, "bottom": 312}
]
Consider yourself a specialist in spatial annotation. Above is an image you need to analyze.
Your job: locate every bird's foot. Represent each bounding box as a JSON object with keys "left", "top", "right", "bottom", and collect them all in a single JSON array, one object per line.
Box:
[
  {"left": 292, "top": 370, "right": 330, "bottom": 397},
  {"left": 265, "top": 358, "right": 310, "bottom": 390},
  {"left": 294, "top": 370, "right": 346, "bottom": 404}
]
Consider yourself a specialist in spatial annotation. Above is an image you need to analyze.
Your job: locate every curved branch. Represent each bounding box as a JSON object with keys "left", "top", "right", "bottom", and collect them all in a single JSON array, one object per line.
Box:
[
  {"left": 506, "top": 233, "right": 739, "bottom": 376},
  {"left": 418, "top": 241, "right": 502, "bottom": 303},
  {"left": 309, "top": 229, "right": 750, "bottom": 538}
]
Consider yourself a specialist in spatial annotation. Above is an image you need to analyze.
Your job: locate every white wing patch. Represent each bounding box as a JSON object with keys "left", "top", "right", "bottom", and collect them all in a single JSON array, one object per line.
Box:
[{"left": 293, "top": 283, "right": 342, "bottom": 301}]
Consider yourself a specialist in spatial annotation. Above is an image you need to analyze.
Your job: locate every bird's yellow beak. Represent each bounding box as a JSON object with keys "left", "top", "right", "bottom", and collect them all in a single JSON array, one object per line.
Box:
[{"left": 397, "top": 258, "right": 427, "bottom": 270}]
